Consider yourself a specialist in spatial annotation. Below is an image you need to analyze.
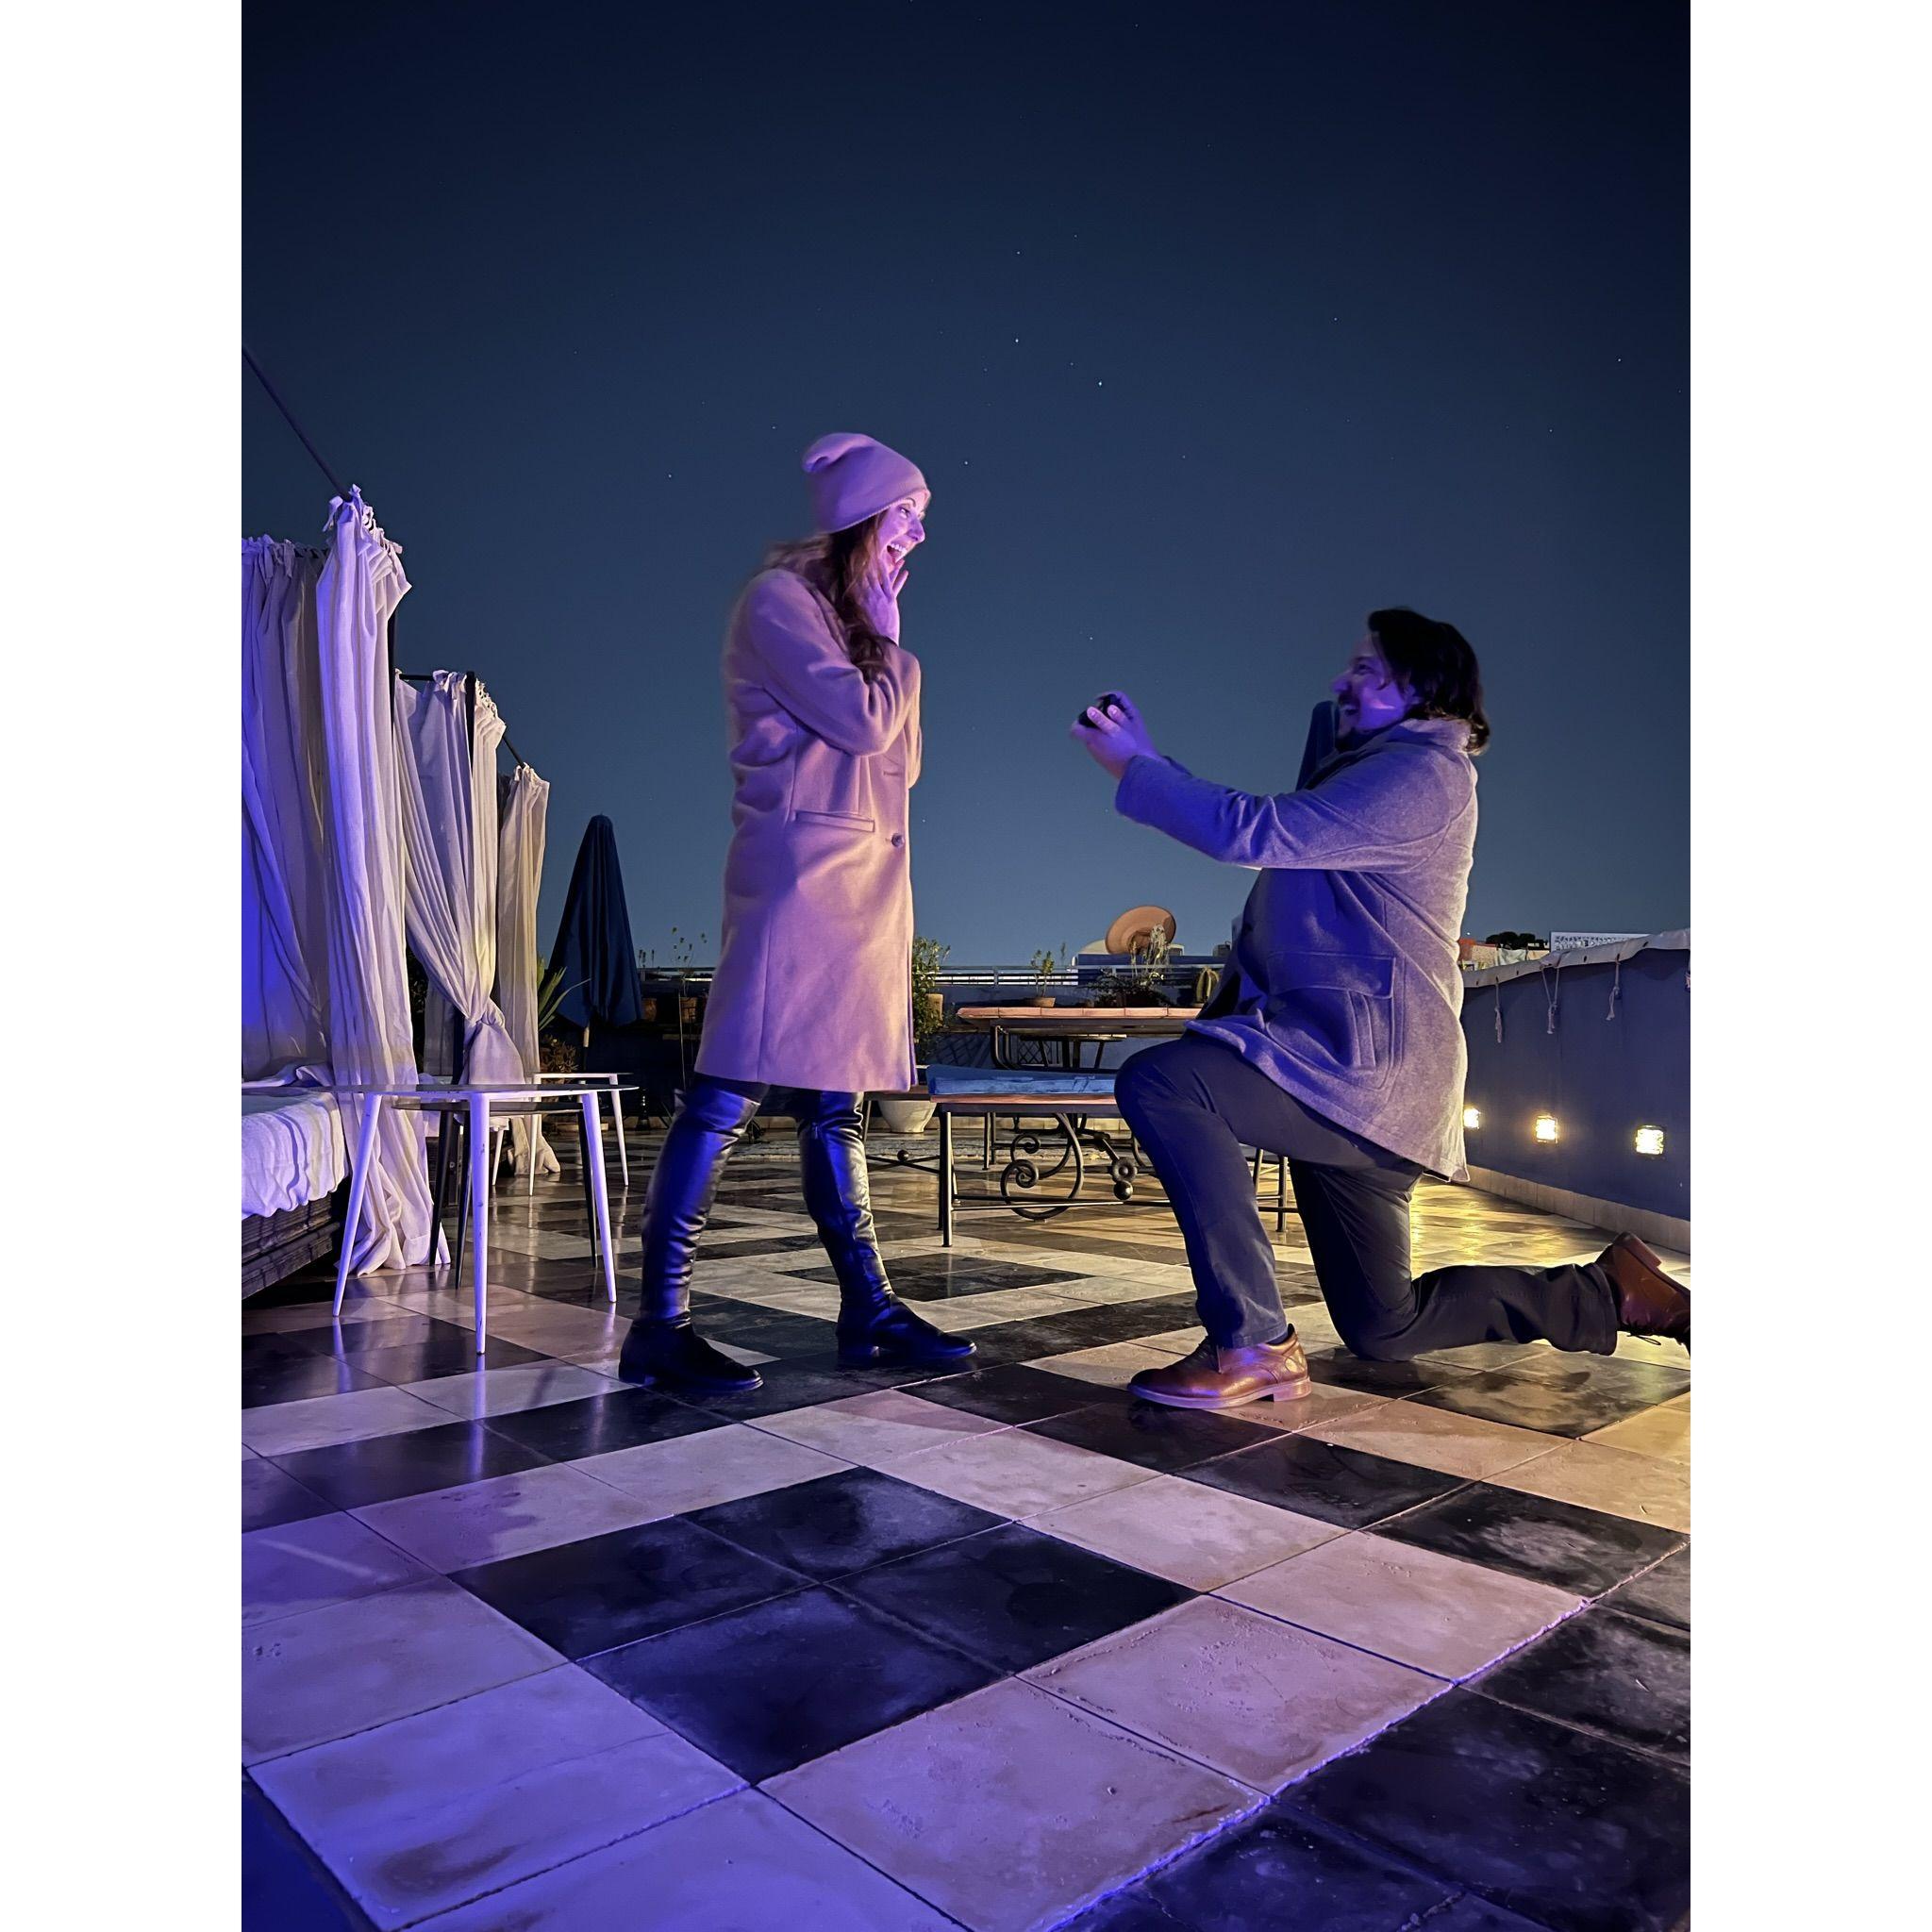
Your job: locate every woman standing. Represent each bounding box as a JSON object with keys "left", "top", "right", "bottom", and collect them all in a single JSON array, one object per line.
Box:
[
  {"left": 619, "top": 434, "right": 974, "bottom": 1395},
  {"left": 1072, "top": 610, "right": 1690, "bottom": 1410}
]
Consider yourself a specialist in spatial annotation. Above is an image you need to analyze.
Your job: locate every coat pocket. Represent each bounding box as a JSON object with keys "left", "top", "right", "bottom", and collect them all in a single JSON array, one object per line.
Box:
[
  {"left": 791, "top": 808, "right": 877, "bottom": 834},
  {"left": 1262, "top": 951, "right": 1396, "bottom": 1071}
]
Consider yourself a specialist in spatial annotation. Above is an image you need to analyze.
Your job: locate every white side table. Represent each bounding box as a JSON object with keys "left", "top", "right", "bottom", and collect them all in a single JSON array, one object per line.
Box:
[
  {"left": 330, "top": 1080, "right": 620, "bottom": 1350},
  {"left": 531, "top": 1070, "right": 630, "bottom": 1190}
]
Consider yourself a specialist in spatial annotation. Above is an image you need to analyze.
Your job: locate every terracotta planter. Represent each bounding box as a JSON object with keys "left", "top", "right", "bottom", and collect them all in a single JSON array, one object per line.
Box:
[
  {"left": 638, "top": 997, "right": 658, "bottom": 1023},
  {"left": 678, "top": 996, "right": 700, "bottom": 1025},
  {"left": 1026, "top": 994, "right": 1056, "bottom": 1008}
]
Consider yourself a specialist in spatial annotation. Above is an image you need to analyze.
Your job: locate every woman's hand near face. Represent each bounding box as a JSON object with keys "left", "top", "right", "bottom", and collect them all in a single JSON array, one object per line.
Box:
[
  {"left": 1071, "top": 691, "right": 1158, "bottom": 780},
  {"left": 856, "top": 553, "right": 908, "bottom": 643}
]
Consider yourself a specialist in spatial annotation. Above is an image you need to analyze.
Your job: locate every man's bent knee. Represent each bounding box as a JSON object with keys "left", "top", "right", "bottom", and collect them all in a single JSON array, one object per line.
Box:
[{"left": 1332, "top": 1310, "right": 1424, "bottom": 1362}]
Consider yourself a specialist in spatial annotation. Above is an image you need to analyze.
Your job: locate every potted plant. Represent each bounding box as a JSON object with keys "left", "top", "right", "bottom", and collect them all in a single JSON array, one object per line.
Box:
[
  {"left": 1026, "top": 944, "right": 1068, "bottom": 1008},
  {"left": 874, "top": 935, "right": 948, "bottom": 1135},
  {"left": 634, "top": 948, "right": 658, "bottom": 1024},
  {"left": 669, "top": 927, "right": 708, "bottom": 1025},
  {"left": 1092, "top": 929, "right": 1179, "bottom": 1007}
]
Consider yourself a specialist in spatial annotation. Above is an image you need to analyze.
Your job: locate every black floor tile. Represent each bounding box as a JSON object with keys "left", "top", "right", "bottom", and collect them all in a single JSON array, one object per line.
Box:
[
  {"left": 1474, "top": 1608, "right": 1690, "bottom": 1764},
  {"left": 1032, "top": 1303, "right": 1202, "bottom": 1347},
  {"left": 1303, "top": 1348, "right": 1484, "bottom": 1396},
  {"left": 1184, "top": 1433, "right": 1468, "bottom": 1528},
  {"left": 271, "top": 1420, "right": 552, "bottom": 1510},
  {"left": 241, "top": 1329, "right": 348, "bottom": 1369},
  {"left": 584, "top": 1586, "right": 995, "bottom": 1781},
  {"left": 239, "top": 1314, "right": 442, "bottom": 1364},
  {"left": 481, "top": 1389, "right": 723, "bottom": 1460},
  {"left": 945, "top": 1319, "right": 1096, "bottom": 1368},
  {"left": 1604, "top": 1547, "right": 1689, "bottom": 1632},
  {"left": 1374, "top": 1486, "right": 1685, "bottom": 1600},
  {"left": 698, "top": 1234, "right": 826, "bottom": 1258},
  {"left": 688, "top": 1468, "right": 1005, "bottom": 1580},
  {"left": 243, "top": 1274, "right": 382, "bottom": 1313},
  {"left": 325, "top": 1315, "right": 481, "bottom": 1359},
  {"left": 1064, "top": 1892, "right": 1193, "bottom": 1931},
  {"left": 1412, "top": 1367, "right": 1677, "bottom": 1439},
  {"left": 1024, "top": 1401, "right": 1279, "bottom": 1474},
  {"left": 241, "top": 1458, "right": 333, "bottom": 1533},
  {"left": 908, "top": 1362, "right": 1108, "bottom": 1424},
  {"left": 1408, "top": 1895, "right": 1560, "bottom": 1931},
  {"left": 337, "top": 1334, "right": 551, "bottom": 1383},
  {"left": 836, "top": 1522, "right": 1191, "bottom": 1674},
  {"left": 242, "top": 1780, "right": 375, "bottom": 1931},
  {"left": 1511, "top": 1352, "right": 1690, "bottom": 1406},
  {"left": 242, "top": 1356, "right": 389, "bottom": 1408},
  {"left": 531, "top": 1283, "right": 644, "bottom": 1318},
  {"left": 452, "top": 1517, "right": 807, "bottom": 1658},
  {"left": 693, "top": 1311, "right": 843, "bottom": 1359},
  {"left": 664, "top": 1359, "right": 880, "bottom": 1419},
  {"left": 1141, "top": 1807, "right": 1457, "bottom": 1932},
  {"left": 791, "top": 1256, "right": 1090, "bottom": 1299},
  {"left": 1284, "top": 1690, "right": 1689, "bottom": 1932}
]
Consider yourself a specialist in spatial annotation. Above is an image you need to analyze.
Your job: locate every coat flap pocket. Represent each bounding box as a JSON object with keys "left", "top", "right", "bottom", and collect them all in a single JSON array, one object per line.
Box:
[
  {"left": 792, "top": 808, "right": 877, "bottom": 833},
  {"left": 1275, "top": 950, "right": 1395, "bottom": 998}
]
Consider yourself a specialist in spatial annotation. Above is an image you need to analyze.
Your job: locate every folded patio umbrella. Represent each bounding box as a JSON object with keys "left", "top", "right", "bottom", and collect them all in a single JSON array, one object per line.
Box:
[{"left": 546, "top": 815, "right": 643, "bottom": 1032}]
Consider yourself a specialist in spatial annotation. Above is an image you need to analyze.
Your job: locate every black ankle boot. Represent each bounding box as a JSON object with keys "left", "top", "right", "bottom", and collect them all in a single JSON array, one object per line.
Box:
[
  {"left": 797, "top": 1092, "right": 977, "bottom": 1370},
  {"left": 615, "top": 1077, "right": 765, "bottom": 1396},
  {"left": 619, "top": 1317, "right": 760, "bottom": 1395}
]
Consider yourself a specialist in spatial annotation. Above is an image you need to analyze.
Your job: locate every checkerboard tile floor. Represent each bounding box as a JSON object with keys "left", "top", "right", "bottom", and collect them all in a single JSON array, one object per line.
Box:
[{"left": 243, "top": 1127, "right": 1690, "bottom": 1932}]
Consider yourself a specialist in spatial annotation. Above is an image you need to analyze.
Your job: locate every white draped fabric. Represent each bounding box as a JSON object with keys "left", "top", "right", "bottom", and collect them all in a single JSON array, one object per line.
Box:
[
  {"left": 393, "top": 671, "right": 524, "bottom": 1088},
  {"left": 496, "top": 763, "right": 558, "bottom": 1175},
  {"left": 316, "top": 491, "right": 436, "bottom": 1272},
  {"left": 242, "top": 541, "right": 331, "bottom": 1078}
]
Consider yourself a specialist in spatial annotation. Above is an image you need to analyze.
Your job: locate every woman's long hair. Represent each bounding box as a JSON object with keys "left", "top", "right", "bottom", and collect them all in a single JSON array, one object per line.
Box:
[
  {"left": 1368, "top": 607, "right": 1491, "bottom": 754},
  {"left": 761, "top": 517, "right": 893, "bottom": 674}
]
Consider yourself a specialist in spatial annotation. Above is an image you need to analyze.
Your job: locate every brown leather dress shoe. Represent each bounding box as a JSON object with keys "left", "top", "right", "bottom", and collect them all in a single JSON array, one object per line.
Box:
[
  {"left": 1129, "top": 1333, "right": 1313, "bottom": 1411},
  {"left": 1599, "top": 1233, "right": 1690, "bottom": 1349}
]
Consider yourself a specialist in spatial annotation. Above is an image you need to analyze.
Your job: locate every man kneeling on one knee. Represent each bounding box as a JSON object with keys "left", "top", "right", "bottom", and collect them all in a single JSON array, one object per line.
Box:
[{"left": 1070, "top": 610, "right": 1688, "bottom": 1412}]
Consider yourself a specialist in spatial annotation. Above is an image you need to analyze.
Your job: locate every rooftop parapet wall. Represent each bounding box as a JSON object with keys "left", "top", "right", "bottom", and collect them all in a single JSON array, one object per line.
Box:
[{"left": 1458, "top": 933, "right": 1690, "bottom": 1239}]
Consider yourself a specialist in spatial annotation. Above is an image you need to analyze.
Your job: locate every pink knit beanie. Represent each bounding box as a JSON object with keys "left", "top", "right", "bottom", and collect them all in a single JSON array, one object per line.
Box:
[{"left": 802, "top": 432, "right": 928, "bottom": 533}]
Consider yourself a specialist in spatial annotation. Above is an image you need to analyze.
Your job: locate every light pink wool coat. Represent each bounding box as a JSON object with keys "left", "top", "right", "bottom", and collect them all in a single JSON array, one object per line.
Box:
[{"left": 694, "top": 568, "right": 923, "bottom": 1093}]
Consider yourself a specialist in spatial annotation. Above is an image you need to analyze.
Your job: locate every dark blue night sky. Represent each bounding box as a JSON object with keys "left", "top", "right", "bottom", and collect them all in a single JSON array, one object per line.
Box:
[{"left": 243, "top": 0, "right": 1687, "bottom": 964}]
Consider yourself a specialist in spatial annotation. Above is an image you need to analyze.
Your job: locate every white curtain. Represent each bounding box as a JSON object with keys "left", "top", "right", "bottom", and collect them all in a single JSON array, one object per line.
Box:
[
  {"left": 497, "top": 763, "right": 558, "bottom": 1175},
  {"left": 317, "top": 491, "right": 437, "bottom": 1272},
  {"left": 242, "top": 540, "right": 331, "bottom": 1078},
  {"left": 394, "top": 671, "right": 525, "bottom": 1090}
]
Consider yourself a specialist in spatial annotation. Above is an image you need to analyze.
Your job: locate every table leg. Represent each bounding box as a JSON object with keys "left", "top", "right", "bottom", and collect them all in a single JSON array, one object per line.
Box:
[
  {"left": 428, "top": 1107, "right": 454, "bottom": 1266},
  {"left": 608, "top": 1087, "right": 629, "bottom": 1187},
  {"left": 583, "top": 1091, "right": 618, "bottom": 1306},
  {"left": 575, "top": 1109, "right": 599, "bottom": 1255},
  {"left": 333, "top": 1094, "right": 382, "bottom": 1315},
  {"left": 470, "top": 1095, "right": 491, "bottom": 1352},
  {"left": 452, "top": 1113, "right": 472, "bottom": 1279},
  {"left": 939, "top": 1108, "right": 955, "bottom": 1248}
]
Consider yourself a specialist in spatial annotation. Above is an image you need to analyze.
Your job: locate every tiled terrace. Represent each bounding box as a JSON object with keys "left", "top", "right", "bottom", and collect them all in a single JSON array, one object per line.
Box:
[{"left": 242, "top": 1124, "right": 1690, "bottom": 1932}]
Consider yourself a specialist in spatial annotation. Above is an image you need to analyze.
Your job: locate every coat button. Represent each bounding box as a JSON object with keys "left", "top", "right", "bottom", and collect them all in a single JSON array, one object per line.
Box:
[{"left": 891, "top": 833, "right": 905, "bottom": 848}]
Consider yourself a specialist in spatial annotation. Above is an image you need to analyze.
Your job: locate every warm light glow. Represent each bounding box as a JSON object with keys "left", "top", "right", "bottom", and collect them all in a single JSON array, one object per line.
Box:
[
  {"left": 1462, "top": 1106, "right": 1482, "bottom": 1130},
  {"left": 1534, "top": 1113, "right": 1559, "bottom": 1143},
  {"left": 1635, "top": 1125, "right": 1665, "bottom": 1157}
]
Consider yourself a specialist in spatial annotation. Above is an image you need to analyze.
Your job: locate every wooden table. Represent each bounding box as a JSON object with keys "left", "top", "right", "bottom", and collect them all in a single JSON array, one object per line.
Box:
[
  {"left": 953, "top": 1005, "right": 1202, "bottom": 1071},
  {"left": 932, "top": 1008, "right": 1195, "bottom": 1224}
]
